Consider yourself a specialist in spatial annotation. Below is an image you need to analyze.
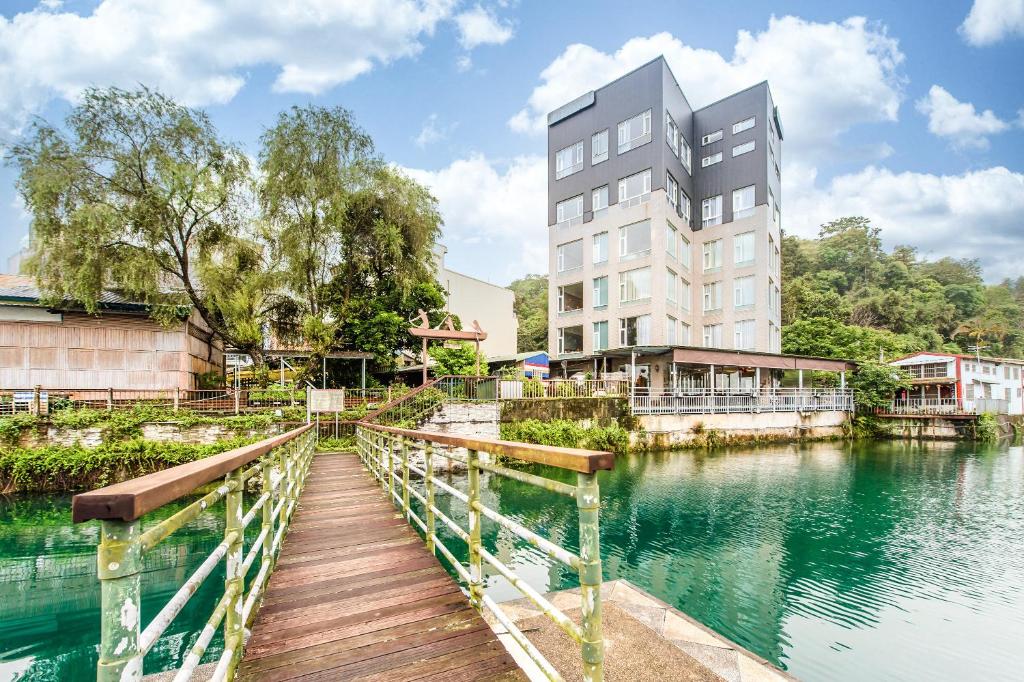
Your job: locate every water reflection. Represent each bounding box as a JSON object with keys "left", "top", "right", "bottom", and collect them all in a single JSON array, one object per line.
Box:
[{"left": 434, "top": 440, "right": 1024, "bottom": 682}]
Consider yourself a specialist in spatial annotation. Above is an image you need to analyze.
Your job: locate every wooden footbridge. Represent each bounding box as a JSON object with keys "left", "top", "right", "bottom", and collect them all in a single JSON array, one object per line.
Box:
[{"left": 72, "top": 394, "right": 614, "bottom": 681}]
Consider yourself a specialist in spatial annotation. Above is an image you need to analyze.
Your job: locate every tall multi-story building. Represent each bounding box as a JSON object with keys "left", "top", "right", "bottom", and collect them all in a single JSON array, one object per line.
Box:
[{"left": 547, "top": 57, "right": 784, "bottom": 371}]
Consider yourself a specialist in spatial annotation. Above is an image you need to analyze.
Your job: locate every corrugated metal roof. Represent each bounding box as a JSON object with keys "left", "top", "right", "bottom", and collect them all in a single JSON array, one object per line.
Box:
[{"left": 0, "top": 274, "right": 149, "bottom": 312}]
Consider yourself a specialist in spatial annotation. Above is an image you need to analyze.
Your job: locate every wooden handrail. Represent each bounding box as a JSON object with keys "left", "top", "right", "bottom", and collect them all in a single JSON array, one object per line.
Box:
[
  {"left": 72, "top": 424, "right": 313, "bottom": 523},
  {"left": 358, "top": 421, "right": 614, "bottom": 474}
]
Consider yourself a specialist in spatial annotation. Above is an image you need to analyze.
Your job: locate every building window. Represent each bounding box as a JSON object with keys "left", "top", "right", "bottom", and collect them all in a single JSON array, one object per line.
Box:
[
  {"left": 680, "top": 278, "right": 691, "bottom": 312},
  {"left": 619, "top": 315, "right": 651, "bottom": 346},
  {"left": 680, "top": 322, "right": 691, "bottom": 345},
  {"left": 703, "top": 281, "right": 722, "bottom": 312},
  {"left": 701, "top": 129, "right": 723, "bottom": 145},
  {"left": 666, "top": 173, "right": 678, "bottom": 210},
  {"left": 556, "top": 194, "right": 584, "bottom": 226},
  {"left": 703, "top": 323, "right": 723, "bottom": 348},
  {"left": 734, "top": 319, "right": 755, "bottom": 350},
  {"left": 666, "top": 112, "right": 679, "bottom": 156},
  {"left": 768, "top": 277, "right": 777, "bottom": 314},
  {"left": 593, "top": 276, "right": 608, "bottom": 308},
  {"left": 618, "top": 109, "right": 652, "bottom": 153},
  {"left": 734, "top": 275, "right": 755, "bottom": 309},
  {"left": 768, "top": 188, "right": 776, "bottom": 223},
  {"left": 592, "top": 185, "right": 609, "bottom": 214},
  {"left": 701, "top": 152, "right": 722, "bottom": 168},
  {"left": 680, "top": 234, "right": 691, "bottom": 271},
  {"left": 666, "top": 223, "right": 677, "bottom": 259},
  {"left": 558, "top": 282, "right": 584, "bottom": 313},
  {"left": 702, "top": 195, "right": 723, "bottom": 228},
  {"left": 703, "top": 239, "right": 723, "bottom": 271},
  {"left": 680, "top": 191, "right": 691, "bottom": 224},
  {"left": 619, "top": 267, "right": 651, "bottom": 303},
  {"left": 666, "top": 268, "right": 678, "bottom": 304},
  {"left": 555, "top": 141, "right": 584, "bottom": 179},
  {"left": 666, "top": 316, "right": 678, "bottom": 345},
  {"left": 768, "top": 234, "right": 778, "bottom": 272},
  {"left": 681, "top": 137, "right": 692, "bottom": 174},
  {"left": 618, "top": 168, "right": 652, "bottom": 206},
  {"left": 556, "top": 239, "right": 583, "bottom": 272},
  {"left": 732, "top": 116, "right": 755, "bottom": 134},
  {"left": 732, "top": 185, "right": 755, "bottom": 220},
  {"left": 769, "top": 321, "right": 779, "bottom": 353},
  {"left": 593, "top": 321, "right": 609, "bottom": 351},
  {"left": 732, "top": 140, "right": 755, "bottom": 157},
  {"left": 619, "top": 220, "right": 651, "bottom": 258},
  {"left": 593, "top": 232, "right": 608, "bottom": 264},
  {"left": 734, "top": 231, "right": 755, "bottom": 265},
  {"left": 774, "top": 200, "right": 781, "bottom": 227},
  {"left": 592, "top": 129, "right": 609, "bottom": 165},
  {"left": 558, "top": 325, "right": 584, "bottom": 354}
]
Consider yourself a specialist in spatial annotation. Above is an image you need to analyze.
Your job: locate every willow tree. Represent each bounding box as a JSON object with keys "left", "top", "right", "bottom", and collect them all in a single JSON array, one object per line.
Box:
[
  {"left": 259, "top": 105, "right": 444, "bottom": 377},
  {"left": 10, "top": 86, "right": 271, "bottom": 364}
]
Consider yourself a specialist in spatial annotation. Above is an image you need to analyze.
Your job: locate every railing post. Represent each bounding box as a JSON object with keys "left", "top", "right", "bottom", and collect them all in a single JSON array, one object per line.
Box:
[
  {"left": 576, "top": 471, "right": 605, "bottom": 682},
  {"left": 261, "top": 455, "right": 274, "bottom": 571},
  {"left": 97, "top": 519, "right": 142, "bottom": 681},
  {"left": 467, "top": 448, "right": 484, "bottom": 611},
  {"left": 425, "top": 442, "right": 436, "bottom": 555},
  {"left": 401, "top": 436, "right": 410, "bottom": 521},
  {"left": 388, "top": 435, "right": 397, "bottom": 500},
  {"left": 234, "top": 389, "right": 240, "bottom": 416},
  {"left": 173, "top": 387, "right": 180, "bottom": 413},
  {"left": 223, "top": 466, "right": 245, "bottom": 677},
  {"left": 107, "top": 387, "right": 114, "bottom": 412}
]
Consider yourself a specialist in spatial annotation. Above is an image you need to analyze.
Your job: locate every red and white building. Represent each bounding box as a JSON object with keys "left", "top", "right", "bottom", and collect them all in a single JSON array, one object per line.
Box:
[{"left": 889, "top": 351, "right": 1024, "bottom": 415}]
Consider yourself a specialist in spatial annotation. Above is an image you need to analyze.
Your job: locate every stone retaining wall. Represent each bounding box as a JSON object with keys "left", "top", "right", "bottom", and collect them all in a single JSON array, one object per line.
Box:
[{"left": 17, "top": 421, "right": 288, "bottom": 449}]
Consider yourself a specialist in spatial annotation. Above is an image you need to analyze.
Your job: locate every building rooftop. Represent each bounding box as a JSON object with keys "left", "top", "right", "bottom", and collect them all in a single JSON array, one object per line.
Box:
[{"left": 0, "top": 273, "right": 150, "bottom": 313}]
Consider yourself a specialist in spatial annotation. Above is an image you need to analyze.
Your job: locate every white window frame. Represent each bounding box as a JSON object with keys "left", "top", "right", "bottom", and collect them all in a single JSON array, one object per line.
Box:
[
  {"left": 666, "top": 268, "right": 678, "bottom": 304},
  {"left": 703, "top": 323, "right": 723, "bottom": 348},
  {"left": 680, "top": 191, "right": 691, "bottom": 224},
  {"left": 734, "top": 231, "right": 755, "bottom": 265},
  {"left": 617, "top": 109, "right": 652, "bottom": 154},
  {"left": 701, "top": 129, "right": 723, "bottom": 146},
  {"left": 556, "top": 194, "right": 584, "bottom": 226},
  {"left": 680, "top": 234, "right": 691, "bottom": 271},
  {"left": 666, "top": 316, "right": 678, "bottom": 345},
  {"left": 681, "top": 137, "right": 692, "bottom": 174},
  {"left": 702, "top": 195, "right": 722, "bottom": 228},
  {"left": 732, "top": 185, "right": 755, "bottom": 220},
  {"left": 703, "top": 281, "right": 722, "bottom": 312},
  {"left": 592, "top": 129, "right": 609, "bottom": 165},
  {"left": 593, "top": 320, "right": 609, "bottom": 351},
  {"left": 619, "top": 220, "right": 651, "bottom": 259},
  {"left": 734, "top": 319, "right": 755, "bottom": 350},
  {"left": 617, "top": 168, "right": 652, "bottom": 206},
  {"left": 557, "top": 325, "right": 584, "bottom": 355},
  {"left": 555, "top": 141, "right": 584, "bottom": 179},
  {"left": 619, "top": 314, "right": 651, "bottom": 346},
  {"left": 665, "top": 112, "right": 679, "bottom": 156},
  {"left": 733, "top": 275, "right": 755, "bottom": 309},
  {"left": 592, "top": 185, "right": 609, "bottom": 214},
  {"left": 557, "top": 282, "right": 584, "bottom": 313},
  {"left": 680, "top": 322, "right": 691, "bottom": 345},
  {"left": 732, "top": 140, "right": 755, "bottom": 157},
  {"left": 593, "top": 276, "right": 608, "bottom": 308},
  {"left": 592, "top": 232, "right": 608, "bottom": 264},
  {"left": 701, "top": 152, "right": 723, "bottom": 168},
  {"left": 732, "top": 116, "right": 755, "bottom": 134},
  {"left": 666, "top": 173, "right": 678, "bottom": 209},
  {"left": 680, "top": 278, "right": 691, "bottom": 312},
  {"left": 619, "top": 266, "right": 651, "bottom": 303},
  {"left": 556, "top": 239, "right": 583, "bottom": 273},
  {"left": 703, "top": 239, "right": 722, "bottom": 272}
]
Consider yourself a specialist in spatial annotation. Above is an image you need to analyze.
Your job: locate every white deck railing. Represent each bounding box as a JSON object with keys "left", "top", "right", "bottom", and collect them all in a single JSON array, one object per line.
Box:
[{"left": 631, "top": 388, "right": 854, "bottom": 415}]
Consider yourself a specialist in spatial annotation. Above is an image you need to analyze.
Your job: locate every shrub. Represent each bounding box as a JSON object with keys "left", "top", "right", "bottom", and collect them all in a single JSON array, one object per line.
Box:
[
  {"left": 0, "top": 414, "right": 39, "bottom": 445},
  {"left": 500, "top": 419, "right": 631, "bottom": 455},
  {"left": 973, "top": 413, "right": 1000, "bottom": 442},
  {"left": 522, "top": 379, "right": 545, "bottom": 398}
]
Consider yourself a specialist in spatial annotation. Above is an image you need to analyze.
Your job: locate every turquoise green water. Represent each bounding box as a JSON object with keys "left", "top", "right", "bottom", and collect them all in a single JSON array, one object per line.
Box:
[{"left": 1, "top": 441, "right": 1022, "bottom": 681}]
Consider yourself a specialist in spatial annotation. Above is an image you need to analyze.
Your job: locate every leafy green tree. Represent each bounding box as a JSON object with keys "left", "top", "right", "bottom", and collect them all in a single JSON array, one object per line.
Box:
[
  {"left": 428, "top": 342, "right": 488, "bottom": 376},
  {"left": 782, "top": 317, "right": 924, "bottom": 362},
  {"left": 848, "top": 361, "right": 912, "bottom": 411},
  {"left": 10, "top": 86, "right": 263, "bottom": 358},
  {"left": 508, "top": 274, "right": 548, "bottom": 352}
]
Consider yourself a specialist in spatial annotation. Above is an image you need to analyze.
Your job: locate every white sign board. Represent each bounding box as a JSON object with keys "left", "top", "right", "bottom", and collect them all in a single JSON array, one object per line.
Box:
[{"left": 308, "top": 389, "right": 346, "bottom": 413}]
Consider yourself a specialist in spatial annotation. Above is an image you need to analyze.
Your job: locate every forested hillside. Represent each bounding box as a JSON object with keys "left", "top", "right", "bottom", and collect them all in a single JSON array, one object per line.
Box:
[{"left": 508, "top": 217, "right": 1023, "bottom": 361}]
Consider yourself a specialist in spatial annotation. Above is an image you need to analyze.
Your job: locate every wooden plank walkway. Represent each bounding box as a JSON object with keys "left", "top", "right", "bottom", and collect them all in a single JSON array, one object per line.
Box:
[{"left": 238, "top": 452, "right": 523, "bottom": 681}]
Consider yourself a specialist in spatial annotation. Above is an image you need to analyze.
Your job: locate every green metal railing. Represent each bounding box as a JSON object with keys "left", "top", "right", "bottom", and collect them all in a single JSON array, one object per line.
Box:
[
  {"left": 355, "top": 421, "right": 614, "bottom": 681},
  {"left": 71, "top": 425, "right": 316, "bottom": 681}
]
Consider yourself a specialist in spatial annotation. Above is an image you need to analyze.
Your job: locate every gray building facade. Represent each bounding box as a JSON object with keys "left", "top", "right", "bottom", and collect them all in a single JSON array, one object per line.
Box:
[{"left": 547, "top": 56, "right": 783, "bottom": 375}]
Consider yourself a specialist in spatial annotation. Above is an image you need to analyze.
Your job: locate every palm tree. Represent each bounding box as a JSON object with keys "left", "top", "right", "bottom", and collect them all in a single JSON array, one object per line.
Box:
[{"left": 952, "top": 319, "right": 1008, "bottom": 354}]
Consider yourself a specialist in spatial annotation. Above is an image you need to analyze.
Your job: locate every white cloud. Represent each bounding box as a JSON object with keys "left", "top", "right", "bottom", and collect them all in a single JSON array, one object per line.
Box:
[
  {"left": 960, "top": 0, "right": 1024, "bottom": 46},
  {"left": 915, "top": 85, "right": 1010, "bottom": 150},
  {"left": 456, "top": 55, "right": 473, "bottom": 72},
  {"left": 785, "top": 165, "right": 1024, "bottom": 281},
  {"left": 404, "top": 154, "right": 546, "bottom": 282},
  {"left": 413, "top": 113, "right": 458, "bottom": 148},
  {"left": 454, "top": 5, "right": 513, "bottom": 49},
  {"left": 0, "top": 0, "right": 458, "bottom": 134},
  {"left": 509, "top": 17, "right": 905, "bottom": 160}
]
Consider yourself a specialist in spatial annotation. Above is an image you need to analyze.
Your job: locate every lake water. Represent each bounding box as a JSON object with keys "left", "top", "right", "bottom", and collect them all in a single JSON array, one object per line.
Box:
[{"left": 1, "top": 440, "right": 1022, "bottom": 681}]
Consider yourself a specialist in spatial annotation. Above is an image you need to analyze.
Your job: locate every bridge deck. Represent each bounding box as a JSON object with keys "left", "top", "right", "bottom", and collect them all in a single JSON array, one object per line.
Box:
[{"left": 237, "top": 453, "right": 522, "bottom": 681}]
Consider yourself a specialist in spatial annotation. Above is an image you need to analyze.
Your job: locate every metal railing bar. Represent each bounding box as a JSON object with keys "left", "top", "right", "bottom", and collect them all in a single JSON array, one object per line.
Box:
[
  {"left": 241, "top": 526, "right": 270, "bottom": 575},
  {"left": 432, "top": 534, "right": 473, "bottom": 585},
  {"left": 482, "top": 593, "right": 564, "bottom": 681},
  {"left": 139, "top": 482, "right": 234, "bottom": 552},
  {"left": 172, "top": 585, "right": 237, "bottom": 682},
  {"left": 476, "top": 460, "right": 577, "bottom": 498},
  {"left": 139, "top": 533, "right": 234, "bottom": 655},
  {"left": 472, "top": 499, "right": 581, "bottom": 570},
  {"left": 479, "top": 546, "right": 582, "bottom": 643},
  {"left": 426, "top": 473, "right": 470, "bottom": 504},
  {"left": 241, "top": 491, "right": 271, "bottom": 529}
]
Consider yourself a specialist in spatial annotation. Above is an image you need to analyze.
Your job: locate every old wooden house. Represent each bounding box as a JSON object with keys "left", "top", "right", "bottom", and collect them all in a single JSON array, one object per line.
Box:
[{"left": 0, "top": 275, "right": 223, "bottom": 390}]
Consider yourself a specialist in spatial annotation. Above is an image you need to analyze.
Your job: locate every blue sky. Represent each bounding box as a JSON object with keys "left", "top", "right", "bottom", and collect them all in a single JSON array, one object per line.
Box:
[{"left": 1, "top": 0, "right": 1022, "bottom": 284}]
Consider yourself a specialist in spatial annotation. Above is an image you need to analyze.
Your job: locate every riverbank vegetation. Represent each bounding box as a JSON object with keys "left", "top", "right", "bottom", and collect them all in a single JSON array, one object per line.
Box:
[
  {"left": 499, "top": 419, "right": 632, "bottom": 455},
  {"left": 0, "top": 437, "right": 258, "bottom": 493}
]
